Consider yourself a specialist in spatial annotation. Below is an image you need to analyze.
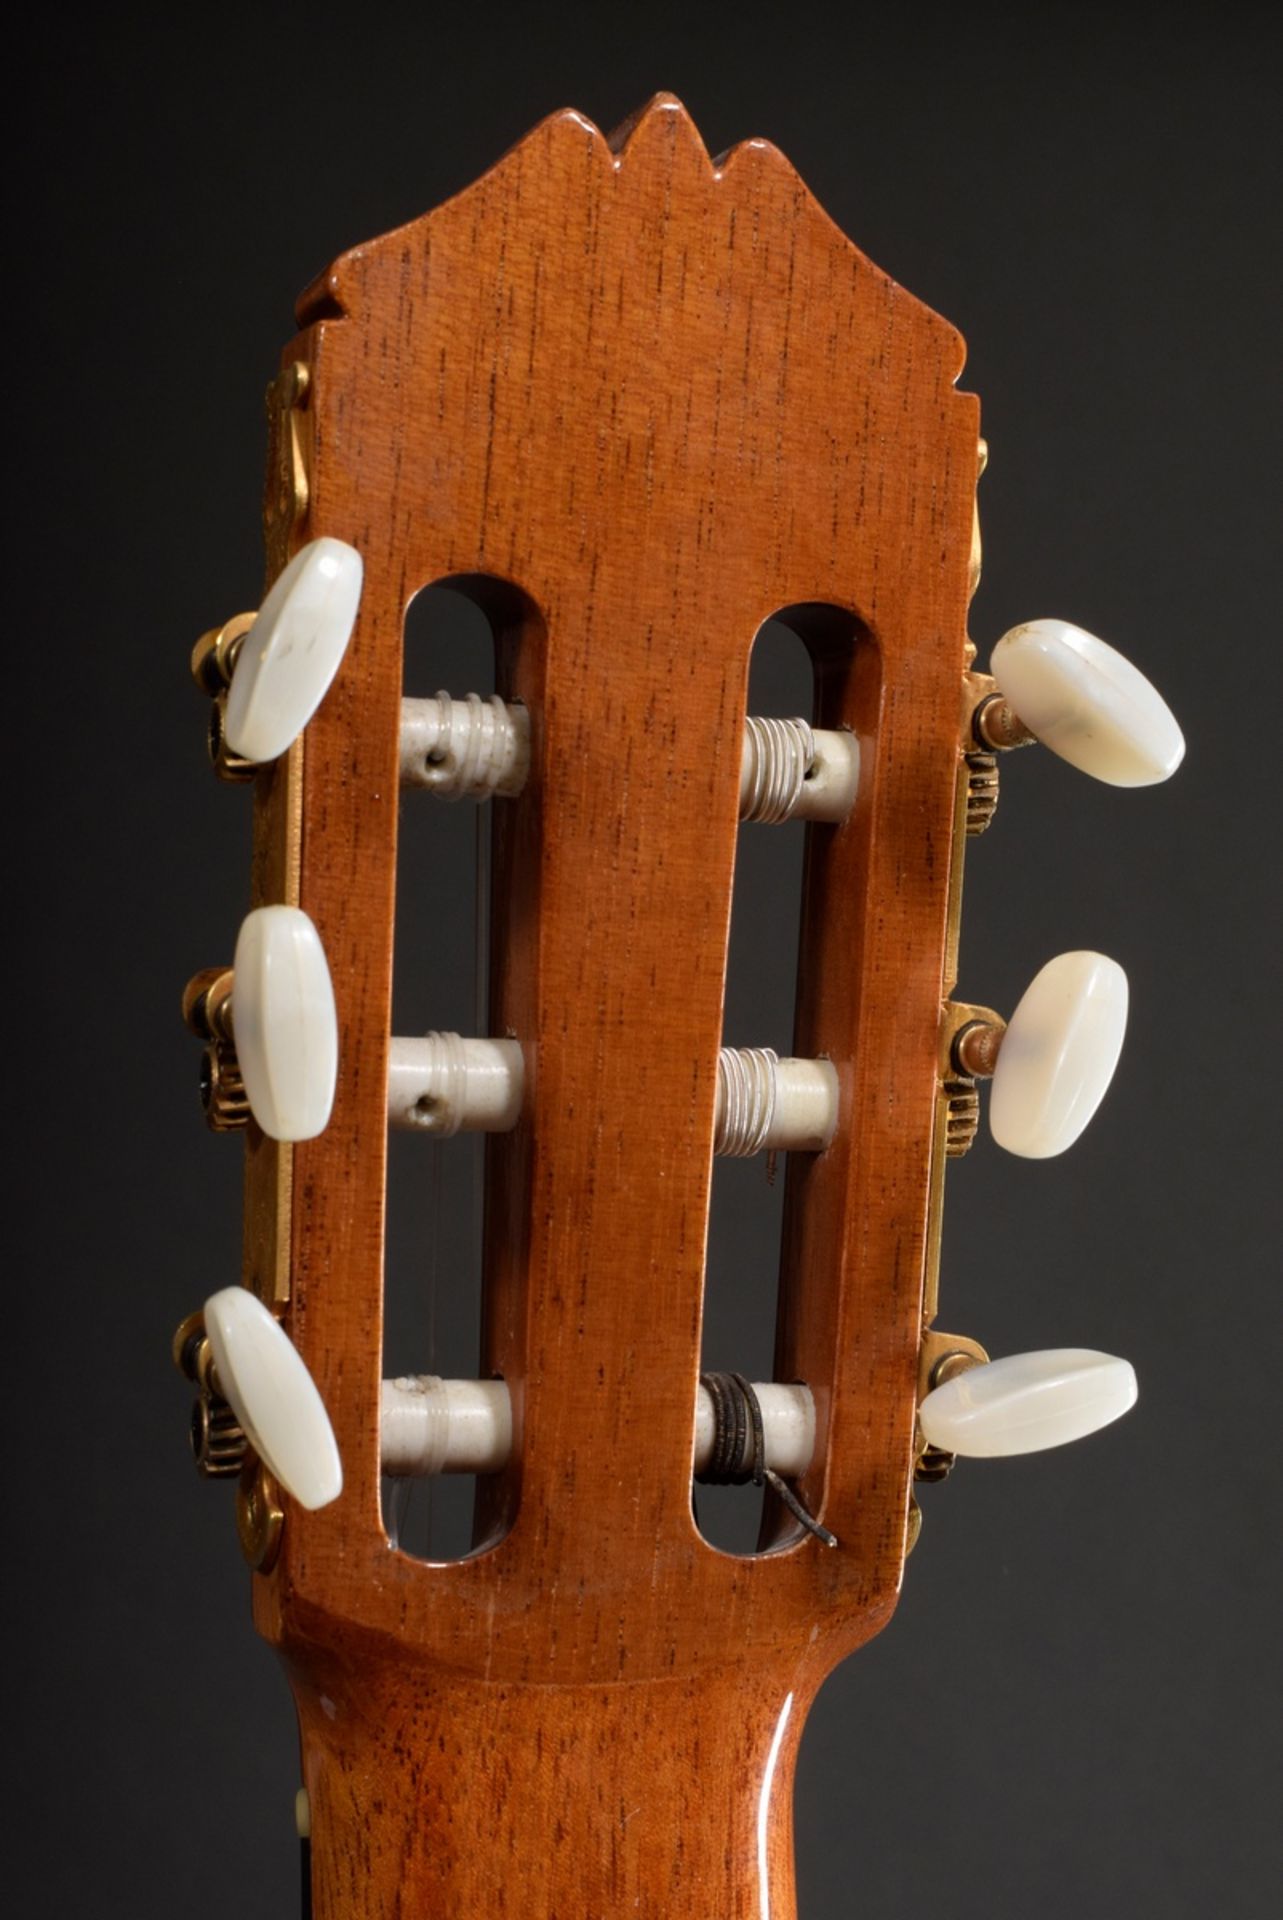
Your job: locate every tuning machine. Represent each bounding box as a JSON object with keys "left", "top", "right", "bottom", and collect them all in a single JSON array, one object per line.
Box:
[
  {"left": 178, "top": 545, "right": 353, "bottom": 1544},
  {"left": 922, "top": 601, "right": 1161, "bottom": 1528},
  {"left": 173, "top": 1308, "right": 248, "bottom": 1478},
  {"left": 175, "top": 1308, "right": 288, "bottom": 1571},
  {"left": 918, "top": 1341, "right": 1137, "bottom": 1460},
  {"left": 174, "top": 1294, "right": 342, "bottom": 1513},
  {"left": 942, "top": 950, "right": 1127, "bottom": 1159},
  {"left": 182, "top": 906, "right": 338, "bottom": 1142},
  {"left": 962, "top": 618, "right": 1184, "bottom": 833},
  {"left": 203, "top": 1289, "right": 342, "bottom": 1512},
  {"left": 907, "top": 1333, "right": 1136, "bottom": 1567},
  {"left": 191, "top": 537, "right": 363, "bottom": 774}
]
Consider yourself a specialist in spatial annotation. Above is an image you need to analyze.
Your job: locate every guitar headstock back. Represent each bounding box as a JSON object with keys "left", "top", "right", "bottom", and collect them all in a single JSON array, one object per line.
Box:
[
  {"left": 240, "top": 94, "right": 975, "bottom": 1680},
  {"left": 176, "top": 76, "right": 1193, "bottom": 1909}
]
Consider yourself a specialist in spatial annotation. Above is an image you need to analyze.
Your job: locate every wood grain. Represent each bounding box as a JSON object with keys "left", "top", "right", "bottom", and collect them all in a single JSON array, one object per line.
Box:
[{"left": 246, "top": 94, "right": 978, "bottom": 1915}]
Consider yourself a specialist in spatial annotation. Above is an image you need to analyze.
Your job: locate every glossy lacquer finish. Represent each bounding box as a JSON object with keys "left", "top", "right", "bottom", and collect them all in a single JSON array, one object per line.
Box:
[{"left": 245, "top": 97, "right": 978, "bottom": 1915}]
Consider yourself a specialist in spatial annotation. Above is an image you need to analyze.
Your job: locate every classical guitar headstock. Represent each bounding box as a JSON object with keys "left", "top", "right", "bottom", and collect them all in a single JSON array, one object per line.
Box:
[{"left": 175, "top": 95, "right": 1182, "bottom": 1913}]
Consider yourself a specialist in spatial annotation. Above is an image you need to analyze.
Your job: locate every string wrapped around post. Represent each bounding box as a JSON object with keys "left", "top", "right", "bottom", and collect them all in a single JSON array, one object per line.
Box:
[
  {"left": 697, "top": 1371, "right": 836, "bottom": 1547},
  {"left": 739, "top": 715, "right": 816, "bottom": 822},
  {"left": 714, "top": 1047, "right": 779, "bottom": 1156},
  {"left": 399, "top": 689, "right": 531, "bottom": 798}
]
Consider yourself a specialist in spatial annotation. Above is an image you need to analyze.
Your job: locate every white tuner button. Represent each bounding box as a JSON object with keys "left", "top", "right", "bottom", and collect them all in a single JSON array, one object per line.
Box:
[
  {"left": 232, "top": 906, "right": 338, "bottom": 1142},
  {"left": 223, "top": 538, "right": 363, "bottom": 763},
  {"left": 989, "top": 951, "right": 1128, "bottom": 1158},
  {"left": 920, "top": 1349, "right": 1137, "bottom": 1457},
  {"left": 203, "top": 1288, "right": 342, "bottom": 1509},
  {"left": 991, "top": 619, "right": 1184, "bottom": 787}
]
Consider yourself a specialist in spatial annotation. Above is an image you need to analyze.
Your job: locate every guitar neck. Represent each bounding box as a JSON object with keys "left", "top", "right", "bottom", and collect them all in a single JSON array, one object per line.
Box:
[{"left": 294, "top": 1659, "right": 809, "bottom": 1915}]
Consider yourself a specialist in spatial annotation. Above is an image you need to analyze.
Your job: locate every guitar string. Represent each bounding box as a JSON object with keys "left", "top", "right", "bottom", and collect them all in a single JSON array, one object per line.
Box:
[
  {"left": 466, "top": 786, "right": 492, "bottom": 1552},
  {"left": 698, "top": 1370, "right": 837, "bottom": 1548}
]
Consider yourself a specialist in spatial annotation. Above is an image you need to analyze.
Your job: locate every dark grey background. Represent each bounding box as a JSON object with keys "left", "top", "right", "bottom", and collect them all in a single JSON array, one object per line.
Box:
[{"left": 9, "top": 5, "right": 1280, "bottom": 1915}]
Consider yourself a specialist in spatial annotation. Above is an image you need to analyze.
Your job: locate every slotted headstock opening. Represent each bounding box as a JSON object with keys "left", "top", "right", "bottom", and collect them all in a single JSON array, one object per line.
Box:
[
  {"left": 384, "top": 578, "right": 499, "bottom": 1562},
  {"left": 699, "top": 618, "right": 813, "bottom": 1554},
  {"left": 699, "top": 605, "right": 869, "bottom": 1556}
]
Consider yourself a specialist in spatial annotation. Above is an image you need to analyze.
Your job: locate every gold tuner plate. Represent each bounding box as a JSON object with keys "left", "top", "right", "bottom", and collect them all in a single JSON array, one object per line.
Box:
[
  {"left": 967, "top": 438, "right": 988, "bottom": 607},
  {"left": 264, "top": 360, "right": 312, "bottom": 576}
]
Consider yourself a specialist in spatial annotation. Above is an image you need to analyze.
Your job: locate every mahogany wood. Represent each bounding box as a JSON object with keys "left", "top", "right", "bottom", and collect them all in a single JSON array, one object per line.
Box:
[{"left": 246, "top": 94, "right": 977, "bottom": 1915}]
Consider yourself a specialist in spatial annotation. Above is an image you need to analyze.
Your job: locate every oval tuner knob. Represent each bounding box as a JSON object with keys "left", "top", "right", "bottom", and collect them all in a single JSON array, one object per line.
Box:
[
  {"left": 920, "top": 1349, "right": 1137, "bottom": 1458},
  {"left": 222, "top": 537, "right": 363, "bottom": 763},
  {"left": 987, "top": 619, "right": 1184, "bottom": 787},
  {"left": 203, "top": 1289, "right": 342, "bottom": 1509},
  {"left": 958, "top": 951, "right": 1128, "bottom": 1158},
  {"left": 232, "top": 906, "right": 338, "bottom": 1142}
]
